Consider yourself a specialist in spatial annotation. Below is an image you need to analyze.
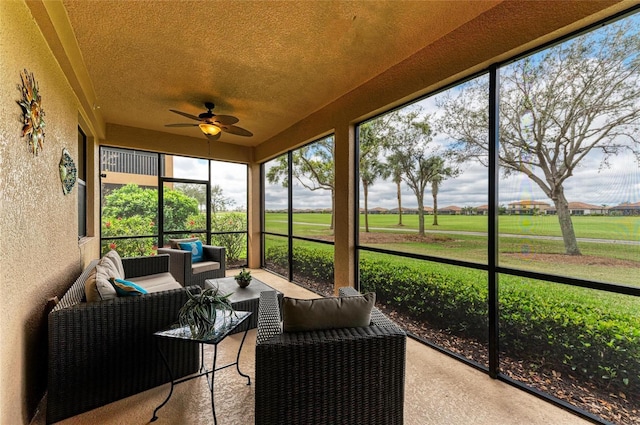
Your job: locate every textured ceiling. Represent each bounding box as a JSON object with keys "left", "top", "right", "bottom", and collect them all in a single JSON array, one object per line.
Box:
[{"left": 60, "top": 0, "right": 501, "bottom": 147}]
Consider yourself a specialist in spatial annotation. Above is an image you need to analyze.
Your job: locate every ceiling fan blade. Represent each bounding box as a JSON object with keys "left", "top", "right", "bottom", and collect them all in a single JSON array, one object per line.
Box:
[
  {"left": 205, "top": 132, "right": 222, "bottom": 141},
  {"left": 169, "top": 109, "right": 201, "bottom": 121},
  {"left": 210, "top": 115, "right": 239, "bottom": 125},
  {"left": 220, "top": 125, "right": 253, "bottom": 137},
  {"left": 165, "top": 123, "right": 199, "bottom": 127}
]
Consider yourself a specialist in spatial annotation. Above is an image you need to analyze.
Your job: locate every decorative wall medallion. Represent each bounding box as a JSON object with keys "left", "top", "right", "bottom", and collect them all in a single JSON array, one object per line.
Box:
[
  {"left": 17, "top": 69, "right": 46, "bottom": 156},
  {"left": 59, "top": 148, "right": 77, "bottom": 195}
]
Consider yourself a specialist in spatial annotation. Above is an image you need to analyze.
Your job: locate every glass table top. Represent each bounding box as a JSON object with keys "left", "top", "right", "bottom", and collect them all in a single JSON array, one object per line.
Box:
[{"left": 154, "top": 310, "right": 251, "bottom": 344}]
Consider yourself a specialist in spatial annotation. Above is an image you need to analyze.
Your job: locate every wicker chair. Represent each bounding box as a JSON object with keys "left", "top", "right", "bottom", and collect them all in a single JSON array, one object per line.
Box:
[
  {"left": 157, "top": 243, "right": 225, "bottom": 287},
  {"left": 47, "top": 255, "right": 200, "bottom": 424},
  {"left": 255, "top": 288, "right": 406, "bottom": 425}
]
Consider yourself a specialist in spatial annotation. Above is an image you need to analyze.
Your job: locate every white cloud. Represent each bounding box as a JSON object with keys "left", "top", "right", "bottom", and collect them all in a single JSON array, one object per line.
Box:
[{"left": 173, "top": 157, "right": 248, "bottom": 209}]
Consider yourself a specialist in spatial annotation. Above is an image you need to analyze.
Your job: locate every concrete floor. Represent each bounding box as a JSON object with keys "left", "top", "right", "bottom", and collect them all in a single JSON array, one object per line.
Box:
[{"left": 34, "top": 269, "right": 588, "bottom": 425}]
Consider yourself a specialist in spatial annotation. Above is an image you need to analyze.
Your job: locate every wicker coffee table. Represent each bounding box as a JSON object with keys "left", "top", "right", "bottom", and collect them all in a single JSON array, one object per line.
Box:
[{"left": 205, "top": 276, "right": 283, "bottom": 333}]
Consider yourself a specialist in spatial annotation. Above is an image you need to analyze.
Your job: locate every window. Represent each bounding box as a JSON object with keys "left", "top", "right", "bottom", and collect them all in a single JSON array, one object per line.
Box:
[
  {"left": 100, "top": 147, "right": 248, "bottom": 267},
  {"left": 262, "top": 136, "right": 336, "bottom": 293},
  {"left": 356, "top": 74, "right": 490, "bottom": 368},
  {"left": 100, "top": 147, "right": 160, "bottom": 256},
  {"left": 355, "top": 11, "right": 639, "bottom": 424},
  {"left": 77, "top": 127, "right": 87, "bottom": 239},
  {"left": 210, "top": 161, "right": 248, "bottom": 268}
]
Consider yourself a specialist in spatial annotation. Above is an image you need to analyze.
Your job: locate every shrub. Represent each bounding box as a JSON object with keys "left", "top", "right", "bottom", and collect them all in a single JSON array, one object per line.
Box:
[
  {"left": 265, "top": 244, "right": 334, "bottom": 284},
  {"left": 269, "top": 245, "right": 640, "bottom": 394},
  {"left": 210, "top": 212, "right": 247, "bottom": 262},
  {"left": 101, "top": 216, "right": 157, "bottom": 257}
]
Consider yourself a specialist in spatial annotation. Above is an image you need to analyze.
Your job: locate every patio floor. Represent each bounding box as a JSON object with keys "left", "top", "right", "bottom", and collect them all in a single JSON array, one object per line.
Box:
[{"left": 33, "top": 269, "right": 588, "bottom": 425}]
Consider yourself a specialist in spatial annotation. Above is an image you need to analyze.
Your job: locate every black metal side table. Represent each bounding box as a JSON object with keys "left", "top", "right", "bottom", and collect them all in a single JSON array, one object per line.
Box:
[{"left": 150, "top": 310, "right": 252, "bottom": 424}]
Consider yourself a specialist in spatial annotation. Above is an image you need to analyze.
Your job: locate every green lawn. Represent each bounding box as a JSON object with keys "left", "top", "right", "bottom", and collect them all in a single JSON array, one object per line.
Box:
[
  {"left": 266, "top": 212, "right": 639, "bottom": 240},
  {"left": 265, "top": 212, "right": 640, "bottom": 286}
]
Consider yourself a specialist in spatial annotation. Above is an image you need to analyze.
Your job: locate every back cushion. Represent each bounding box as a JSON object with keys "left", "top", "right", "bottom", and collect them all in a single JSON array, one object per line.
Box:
[
  {"left": 102, "top": 250, "right": 125, "bottom": 279},
  {"left": 169, "top": 237, "right": 198, "bottom": 249},
  {"left": 178, "top": 240, "right": 204, "bottom": 263},
  {"left": 85, "top": 263, "right": 118, "bottom": 302},
  {"left": 282, "top": 293, "right": 375, "bottom": 332}
]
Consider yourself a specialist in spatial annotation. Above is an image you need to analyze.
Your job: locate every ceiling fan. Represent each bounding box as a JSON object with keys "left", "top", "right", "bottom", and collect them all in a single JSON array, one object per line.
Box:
[{"left": 165, "top": 102, "right": 253, "bottom": 141}]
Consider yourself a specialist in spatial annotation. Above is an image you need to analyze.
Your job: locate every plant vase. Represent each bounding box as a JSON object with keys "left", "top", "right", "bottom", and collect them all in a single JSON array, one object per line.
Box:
[
  {"left": 178, "top": 286, "right": 234, "bottom": 339},
  {"left": 234, "top": 268, "right": 252, "bottom": 288}
]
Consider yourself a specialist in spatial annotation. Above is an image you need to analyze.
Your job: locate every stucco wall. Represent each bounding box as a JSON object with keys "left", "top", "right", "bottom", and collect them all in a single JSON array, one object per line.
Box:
[{"left": 0, "top": 1, "right": 90, "bottom": 422}]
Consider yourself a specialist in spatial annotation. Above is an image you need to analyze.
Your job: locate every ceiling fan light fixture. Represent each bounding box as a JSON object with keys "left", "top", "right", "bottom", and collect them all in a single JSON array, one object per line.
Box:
[{"left": 199, "top": 123, "right": 221, "bottom": 136}]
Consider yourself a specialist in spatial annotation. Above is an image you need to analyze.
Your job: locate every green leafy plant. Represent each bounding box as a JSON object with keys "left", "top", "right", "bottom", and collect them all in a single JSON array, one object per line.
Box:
[
  {"left": 178, "top": 286, "right": 235, "bottom": 338},
  {"left": 210, "top": 212, "right": 248, "bottom": 263},
  {"left": 265, "top": 244, "right": 640, "bottom": 394},
  {"left": 234, "top": 268, "right": 252, "bottom": 288}
]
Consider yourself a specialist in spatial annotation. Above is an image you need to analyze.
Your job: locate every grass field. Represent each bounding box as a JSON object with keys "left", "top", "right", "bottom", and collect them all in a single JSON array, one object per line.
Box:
[
  {"left": 266, "top": 212, "right": 640, "bottom": 240},
  {"left": 264, "top": 213, "right": 640, "bottom": 286}
]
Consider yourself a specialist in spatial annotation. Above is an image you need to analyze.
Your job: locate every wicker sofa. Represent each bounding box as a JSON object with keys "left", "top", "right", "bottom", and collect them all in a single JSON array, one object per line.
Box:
[
  {"left": 47, "top": 254, "right": 200, "bottom": 424},
  {"left": 255, "top": 287, "right": 407, "bottom": 425}
]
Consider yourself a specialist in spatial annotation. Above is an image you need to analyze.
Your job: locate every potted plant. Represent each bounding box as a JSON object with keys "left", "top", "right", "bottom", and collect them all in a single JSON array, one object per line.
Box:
[
  {"left": 234, "top": 268, "right": 252, "bottom": 288},
  {"left": 178, "top": 286, "right": 235, "bottom": 338}
]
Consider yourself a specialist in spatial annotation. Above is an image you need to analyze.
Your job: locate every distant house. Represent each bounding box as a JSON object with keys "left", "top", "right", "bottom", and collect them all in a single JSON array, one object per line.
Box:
[
  {"left": 507, "top": 200, "right": 551, "bottom": 215},
  {"left": 388, "top": 207, "right": 420, "bottom": 215},
  {"left": 546, "top": 202, "right": 607, "bottom": 216},
  {"left": 476, "top": 205, "right": 489, "bottom": 215},
  {"left": 370, "top": 207, "right": 389, "bottom": 214},
  {"left": 608, "top": 202, "right": 640, "bottom": 216},
  {"left": 437, "top": 205, "right": 462, "bottom": 215}
]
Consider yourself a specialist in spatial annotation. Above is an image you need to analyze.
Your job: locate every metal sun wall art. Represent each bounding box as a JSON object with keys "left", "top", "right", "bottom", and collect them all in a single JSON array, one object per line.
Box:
[
  {"left": 17, "top": 69, "right": 45, "bottom": 156},
  {"left": 59, "top": 148, "right": 77, "bottom": 195}
]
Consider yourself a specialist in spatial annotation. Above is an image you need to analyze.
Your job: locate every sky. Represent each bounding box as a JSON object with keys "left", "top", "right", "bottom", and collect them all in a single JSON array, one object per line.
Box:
[
  {"left": 172, "top": 157, "right": 248, "bottom": 210},
  {"left": 173, "top": 137, "right": 639, "bottom": 212},
  {"left": 174, "top": 113, "right": 639, "bottom": 212}
]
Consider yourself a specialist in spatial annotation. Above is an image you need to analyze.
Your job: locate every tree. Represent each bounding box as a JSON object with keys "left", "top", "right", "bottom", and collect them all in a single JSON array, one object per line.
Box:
[
  {"left": 162, "top": 188, "right": 200, "bottom": 231},
  {"left": 380, "top": 151, "right": 406, "bottom": 226},
  {"left": 359, "top": 114, "right": 396, "bottom": 232},
  {"left": 211, "top": 184, "right": 235, "bottom": 213},
  {"left": 437, "top": 19, "right": 640, "bottom": 255},
  {"left": 102, "top": 183, "right": 199, "bottom": 232},
  {"left": 385, "top": 109, "right": 453, "bottom": 236},
  {"left": 174, "top": 183, "right": 235, "bottom": 213},
  {"left": 102, "top": 183, "right": 158, "bottom": 220},
  {"left": 429, "top": 156, "right": 458, "bottom": 226},
  {"left": 266, "top": 137, "right": 335, "bottom": 230},
  {"left": 175, "top": 183, "right": 207, "bottom": 212},
  {"left": 102, "top": 183, "right": 200, "bottom": 257}
]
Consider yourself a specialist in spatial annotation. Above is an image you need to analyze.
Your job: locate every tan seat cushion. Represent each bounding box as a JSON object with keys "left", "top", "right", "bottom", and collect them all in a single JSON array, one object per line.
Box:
[
  {"left": 192, "top": 261, "right": 220, "bottom": 275},
  {"left": 129, "top": 272, "right": 181, "bottom": 292},
  {"left": 85, "top": 252, "right": 181, "bottom": 302},
  {"left": 282, "top": 292, "right": 376, "bottom": 332}
]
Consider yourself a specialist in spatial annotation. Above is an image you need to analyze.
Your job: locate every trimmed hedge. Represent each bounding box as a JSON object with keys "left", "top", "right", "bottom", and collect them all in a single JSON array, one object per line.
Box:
[
  {"left": 359, "top": 258, "right": 488, "bottom": 339},
  {"left": 265, "top": 245, "right": 640, "bottom": 394},
  {"left": 266, "top": 244, "right": 334, "bottom": 284}
]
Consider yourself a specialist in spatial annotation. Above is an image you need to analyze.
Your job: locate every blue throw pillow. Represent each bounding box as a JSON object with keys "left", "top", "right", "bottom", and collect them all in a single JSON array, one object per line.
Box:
[
  {"left": 178, "top": 240, "right": 204, "bottom": 263},
  {"left": 109, "top": 278, "right": 148, "bottom": 296}
]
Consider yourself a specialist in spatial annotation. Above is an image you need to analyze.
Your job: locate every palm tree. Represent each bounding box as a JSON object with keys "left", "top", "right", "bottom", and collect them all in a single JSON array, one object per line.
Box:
[
  {"left": 428, "top": 156, "right": 457, "bottom": 226},
  {"left": 359, "top": 114, "right": 395, "bottom": 232},
  {"left": 381, "top": 152, "right": 405, "bottom": 226}
]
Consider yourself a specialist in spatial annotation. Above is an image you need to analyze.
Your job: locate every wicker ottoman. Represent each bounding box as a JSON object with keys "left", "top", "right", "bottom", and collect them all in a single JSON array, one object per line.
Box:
[{"left": 205, "top": 276, "right": 283, "bottom": 333}]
